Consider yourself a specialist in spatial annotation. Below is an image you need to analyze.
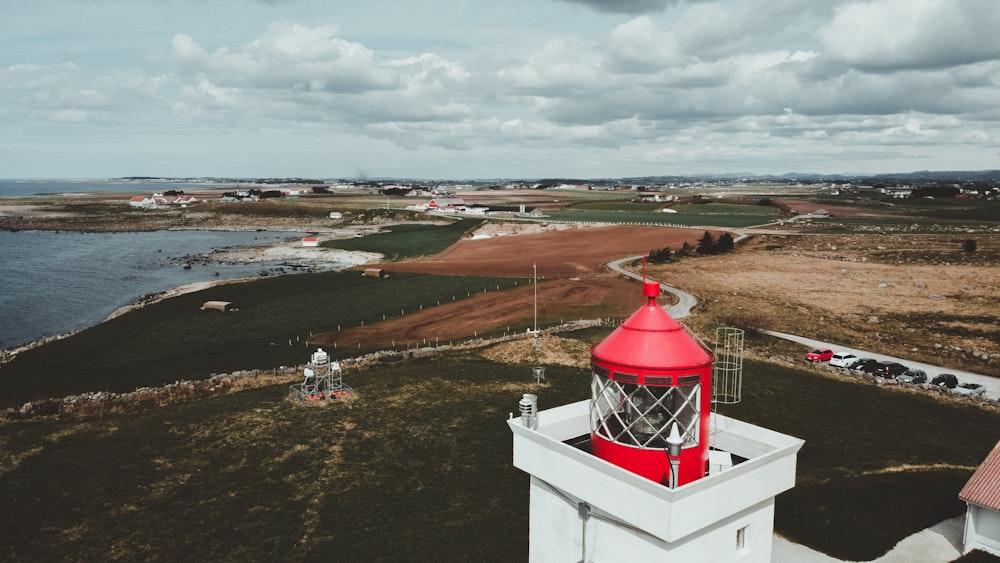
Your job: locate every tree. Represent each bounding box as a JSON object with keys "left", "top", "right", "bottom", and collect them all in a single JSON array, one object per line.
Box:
[
  {"left": 696, "top": 231, "right": 717, "bottom": 255},
  {"left": 716, "top": 232, "right": 735, "bottom": 253},
  {"left": 963, "top": 239, "right": 978, "bottom": 252},
  {"left": 677, "top": 241, "right": 694, "bottom": 257}
]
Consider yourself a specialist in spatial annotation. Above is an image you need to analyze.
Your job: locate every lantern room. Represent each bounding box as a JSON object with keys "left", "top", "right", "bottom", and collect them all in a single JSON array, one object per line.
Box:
[{"left": 589, "top": 280, "right": 714, "bottom": 487}]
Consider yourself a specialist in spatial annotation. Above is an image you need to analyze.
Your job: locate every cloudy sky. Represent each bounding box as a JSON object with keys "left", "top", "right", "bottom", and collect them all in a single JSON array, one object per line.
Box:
[{"left": 2, "top": 0, "right": 999, "bottom": 180}]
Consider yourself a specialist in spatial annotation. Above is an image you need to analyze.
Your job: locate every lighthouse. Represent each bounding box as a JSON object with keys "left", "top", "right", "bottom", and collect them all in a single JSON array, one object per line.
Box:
[
  {"left": 590, "top": 280, "right": 713, "bottom": 487},
  {"left": 509, "top": 280, "right": 804, "bottom": 562}
]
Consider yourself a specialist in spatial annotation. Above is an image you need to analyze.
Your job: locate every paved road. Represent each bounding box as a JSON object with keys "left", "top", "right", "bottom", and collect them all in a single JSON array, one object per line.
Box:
[
  {"left": 773, "top": 515, "right": 965, "bottom": 563},
  {"left": 605, "top": 255, "right": 697, "bottom": 319},
  {"left": 767, "top": 330, "right": 1000, "bottom": 400}
]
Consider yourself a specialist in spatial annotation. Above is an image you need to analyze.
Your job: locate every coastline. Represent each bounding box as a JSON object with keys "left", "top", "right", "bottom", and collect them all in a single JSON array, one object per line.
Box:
[
  {"left": 104, "top": 241, "right": 384, "bottom": 321},
  {"left": 1, "top": 228, "right": 385, "bottom": 356}
]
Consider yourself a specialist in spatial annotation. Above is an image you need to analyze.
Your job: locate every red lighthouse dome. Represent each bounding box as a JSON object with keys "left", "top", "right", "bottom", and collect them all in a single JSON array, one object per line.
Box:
[{"left": 589, "top": 281, "right": 714, "bottom": 487}]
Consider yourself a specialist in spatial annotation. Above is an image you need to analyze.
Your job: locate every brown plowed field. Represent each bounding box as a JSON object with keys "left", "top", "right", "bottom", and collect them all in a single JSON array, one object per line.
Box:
[
  {"left": 382, "top": 224, "right": 724, "bottom": 277},
  {"left": 312, "top": 225, "right": 721, "bottom": 347}
]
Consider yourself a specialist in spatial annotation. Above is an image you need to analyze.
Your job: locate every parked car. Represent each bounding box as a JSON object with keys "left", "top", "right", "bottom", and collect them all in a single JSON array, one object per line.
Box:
[
  {"left": 829, "top": 353, "right": 858, "bottom": 368},
  {"left": 897, "top": 369, "right": 927, "bottom": 384},
  {"left": 931, "top": 373, "right": 959, "bottom": 389},
  {"left": 805, "top": 348, "right": 834, "bottom": 362},
  {"left": 873, "top": 362, "right": 908, "bottom": 379},
  {"left": 848, "top": 358, "right": 881, "bottom": 373},
  {"left": 954, "top": 382, "right": 987, "bottom": 396}
]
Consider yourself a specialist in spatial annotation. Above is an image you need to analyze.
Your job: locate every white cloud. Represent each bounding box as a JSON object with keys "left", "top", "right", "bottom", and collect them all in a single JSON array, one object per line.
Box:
[
  {"left": 608, "top": 17, "right": 685, "bottom": 71},
  {"left": 49, "top": 108, "right": 89, "bottom": 123},
  {"left": 819, "top": 0, "right": 1000, "bottom": 71},
  {"left": 1, "top": 0, "right": 999, "bottom": 178},
  {"left": 556, "top": 0, "right": 691, "bottom": 15}
]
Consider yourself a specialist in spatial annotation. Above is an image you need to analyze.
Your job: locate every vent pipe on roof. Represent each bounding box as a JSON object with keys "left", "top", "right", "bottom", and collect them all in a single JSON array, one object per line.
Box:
[{"left": 519, "top": 394, "right": 538, "bottom": 430}]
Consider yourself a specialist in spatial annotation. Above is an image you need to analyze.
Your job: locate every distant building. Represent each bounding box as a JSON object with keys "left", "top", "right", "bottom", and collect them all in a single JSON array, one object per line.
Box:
[
  {"left": 302, "top": 237, "right": 319, "bottom": 247},
  {"left": 201, "top": 301, "right": 236, "bottom": 312},
  {"left": 129, "top": 194, "right": 199, "bottom": 207},
  {"left": 129, "top": 196, "right": 154, "bottom": 208},
  {"left": 464, "top": 204, "right": 490, "bottom": 216},
  {"left": 427, "top": 198, "right": 466, "bottom": 212}
]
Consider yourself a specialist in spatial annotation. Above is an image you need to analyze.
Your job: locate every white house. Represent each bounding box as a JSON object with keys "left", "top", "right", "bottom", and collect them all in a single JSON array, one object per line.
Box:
[
  {"left": 427, "top": 198, "right": 466, "bottom": 212},
  {"left": 961, "top": 439, "right": 1000, "bottom": 557}
]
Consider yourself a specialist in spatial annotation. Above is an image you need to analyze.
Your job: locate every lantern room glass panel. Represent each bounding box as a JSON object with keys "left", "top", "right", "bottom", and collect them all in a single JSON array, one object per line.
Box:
[{"left": 590, "top": 372, "right": 700, "bottom": 449}]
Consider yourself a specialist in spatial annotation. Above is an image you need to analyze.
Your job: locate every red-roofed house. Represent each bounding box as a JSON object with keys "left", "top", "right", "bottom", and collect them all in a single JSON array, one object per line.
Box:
[
  {"left": 427, "top": 198, "right": 465, "bottom": 213},
  {"left": 302, "top": 236, "right": 319, "bottom": 247},
  {"left": 960, "top": 439, "right": 1000, "bottom": 556}
]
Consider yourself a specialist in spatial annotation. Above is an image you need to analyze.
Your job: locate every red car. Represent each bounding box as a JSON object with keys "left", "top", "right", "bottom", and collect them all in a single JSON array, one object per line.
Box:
[{"left": 805, "top": 348, "right": 834, "bottom": 362}]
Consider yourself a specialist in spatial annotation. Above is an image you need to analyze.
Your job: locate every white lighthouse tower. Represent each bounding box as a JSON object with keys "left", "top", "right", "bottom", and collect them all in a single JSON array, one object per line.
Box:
[{"left": 509, "top": 281, "right": 803, "bottom": 562}]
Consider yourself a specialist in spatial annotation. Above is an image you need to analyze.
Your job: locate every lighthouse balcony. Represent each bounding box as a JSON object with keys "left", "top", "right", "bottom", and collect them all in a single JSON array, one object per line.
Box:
[{"left": 509, "top": 399, "right": 803, "bottom": 555}]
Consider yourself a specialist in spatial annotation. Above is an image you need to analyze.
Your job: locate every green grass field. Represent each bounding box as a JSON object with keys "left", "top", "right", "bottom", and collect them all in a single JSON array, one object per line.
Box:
[
  {"left": 2, "top": 351, "right": 996, "bottom": 561},
  {"left": 323, "top": 217, "right": 477, "bottom": 259},
  {"left": 0, "top": 271, "right": 520, "bottom": 408},
  {"left": 546, "top": 202, "right": 782, "bottom": 228}
]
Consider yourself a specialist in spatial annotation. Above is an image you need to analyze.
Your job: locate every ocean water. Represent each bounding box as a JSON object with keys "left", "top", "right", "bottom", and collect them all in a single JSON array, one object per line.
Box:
[
  {"left": 0, "top": 229, "right": 314, "bottom": 349},
  {"left": 0, "top": 179, "right": 222, "bottom": 198}
]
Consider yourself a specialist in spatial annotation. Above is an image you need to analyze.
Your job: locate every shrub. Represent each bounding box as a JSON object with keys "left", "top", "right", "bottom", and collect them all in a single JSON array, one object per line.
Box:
[
  {"left": 718, "top": 310, "right": 776, "bottom": 335},
  {"left": 648, "top": 246, "right": 674, "bottom": 264}
]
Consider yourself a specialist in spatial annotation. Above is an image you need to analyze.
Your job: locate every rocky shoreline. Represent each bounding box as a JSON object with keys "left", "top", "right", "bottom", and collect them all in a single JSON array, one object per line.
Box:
[{"left": 0, "top": 226, "right": 385, "bottom": 358}]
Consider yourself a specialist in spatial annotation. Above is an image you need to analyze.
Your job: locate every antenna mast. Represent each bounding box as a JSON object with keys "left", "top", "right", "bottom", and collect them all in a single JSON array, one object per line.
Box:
[{"left": 532, "top": 262, "right": 539, "bottom": 347}]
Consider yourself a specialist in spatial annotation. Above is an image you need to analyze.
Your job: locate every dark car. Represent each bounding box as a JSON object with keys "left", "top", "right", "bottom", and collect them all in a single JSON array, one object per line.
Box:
[
  {"left": 873, "top": 362, "right": 908, "bottom": 379},
  {"left": 848, "top": 358, "right": 880, "bottom": 374},
  {"left": 931, "top": 373, "right": 959, "bottom": 389},
  {"left": 897, "top": 369, "right": 927, "bottom": 384}
]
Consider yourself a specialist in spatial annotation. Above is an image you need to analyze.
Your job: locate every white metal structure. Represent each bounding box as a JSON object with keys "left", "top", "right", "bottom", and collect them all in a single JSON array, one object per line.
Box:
[
  {"left": 289, "top": 348, "right": 352, "bottom": 401},
  {"left": 526, "top": 262, "right": 540, "bottom": 347},
  {"left": 713, "top": 327, "right": 744, "bottom": 405}
]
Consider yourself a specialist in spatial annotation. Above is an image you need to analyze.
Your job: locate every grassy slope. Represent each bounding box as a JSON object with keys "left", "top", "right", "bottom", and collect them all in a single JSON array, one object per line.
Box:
[
  {"left": 1, "top": 354, "right": 996, "bottom": 561},
  {"left": 0, "top": 271, "right": 520, "bottom": 408},
  {"left": 0, "top": 356, "right": 587, "bottom": 562},
  {"left": 323, "top": 217, "right": 478, "bottom": 259}
]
